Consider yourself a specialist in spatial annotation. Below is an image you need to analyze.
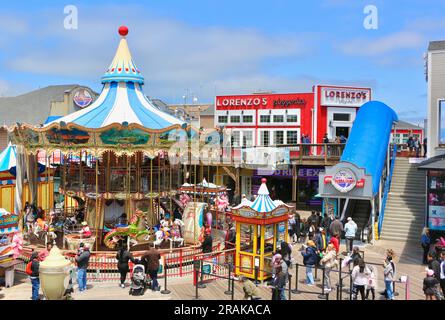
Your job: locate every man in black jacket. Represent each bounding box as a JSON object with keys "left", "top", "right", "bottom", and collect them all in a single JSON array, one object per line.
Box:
[
  {"left": 201, "top": 232, "right": 213, "bottom": 254},
  {"left": 29, "top": 251, "right": 40, "bottom": 300},
  {"left": 75, "top": 243, "right": 91, "bottom": 292},
  {"left": 427, "top": 252, "right": 441, "bottom": 282}
]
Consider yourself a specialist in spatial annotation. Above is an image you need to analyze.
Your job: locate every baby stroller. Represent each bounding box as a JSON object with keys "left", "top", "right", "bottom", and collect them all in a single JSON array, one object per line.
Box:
[{"left": 129, "top": 261, "right": 147, "bottom": 296}]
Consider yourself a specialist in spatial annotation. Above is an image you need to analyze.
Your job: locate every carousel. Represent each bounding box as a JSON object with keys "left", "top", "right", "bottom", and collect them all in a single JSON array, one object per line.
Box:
[{"left": 8, "top": 26, "right": 215, "bottom": 252}]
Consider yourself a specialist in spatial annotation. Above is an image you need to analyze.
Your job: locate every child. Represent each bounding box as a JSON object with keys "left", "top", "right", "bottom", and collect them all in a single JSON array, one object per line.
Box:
[{"left": 365, "top": 264, "right": 377, "bottom": 300}]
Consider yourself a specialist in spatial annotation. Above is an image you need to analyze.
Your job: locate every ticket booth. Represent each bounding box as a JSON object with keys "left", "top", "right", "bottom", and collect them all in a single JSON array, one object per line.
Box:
[{"left": 231, "top": 178, "right": 292, "bottom": 281}]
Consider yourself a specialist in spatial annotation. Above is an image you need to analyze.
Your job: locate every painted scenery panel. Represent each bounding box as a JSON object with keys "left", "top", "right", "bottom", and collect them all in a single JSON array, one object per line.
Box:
[
  {"left": 99, "top": 128, "right": 149, "bottom": 145},
  {"left": 45, "top": 128, "right": 90, "bottom": 145}
]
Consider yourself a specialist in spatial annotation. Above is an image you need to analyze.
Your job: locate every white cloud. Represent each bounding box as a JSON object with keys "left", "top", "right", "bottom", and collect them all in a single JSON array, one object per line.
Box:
[{"left": 338, "top": 31, "right": 424, "bottom": 56}]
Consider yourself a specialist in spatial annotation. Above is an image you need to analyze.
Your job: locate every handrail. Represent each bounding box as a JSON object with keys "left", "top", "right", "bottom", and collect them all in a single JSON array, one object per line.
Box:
[{"left": 378, "top": 143, "right": 397, "bottom": 236}]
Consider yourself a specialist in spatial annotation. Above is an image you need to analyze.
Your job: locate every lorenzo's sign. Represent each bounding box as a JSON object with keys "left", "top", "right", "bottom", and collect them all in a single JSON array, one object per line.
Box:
[
  {"left": 216, "top": 93, "right": 312, "bottom": 110},
  {"left": 324, "top": 168, "right": 365, "bottom": 193},
  {"left": 320, "top": 87, "right": 371, "bottom": 107}
]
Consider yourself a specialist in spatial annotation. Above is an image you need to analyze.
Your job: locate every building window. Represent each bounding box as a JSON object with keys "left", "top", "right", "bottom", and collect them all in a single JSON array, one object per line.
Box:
[
  {"left": 287, "top": 115, "right": 298, "bottom": 123},
  {"left": 274, "top": 131, "right": 284, "bottom": 145},
  {"left": 287, "top": 131, "right": 299, "bottom": 145},
  {"left": 218, "top": 116, "right": 228, "bottom": 124},
  {"left": 333, "top": 113, "right": 350, "bottom": 121},
  {"left": 243, "top": 131, "right": 253, "bottom": 147},
  {"left": 231, "top": 131, "right": 241, "bottom": 147},
  {"left": 230, "top": 115, "right": 241, "bottom": 123},
  {"left": 273, "top": 115, "right": 284, "bottom": 123},
  {"left": 260, "top": 115, "right": 271, "bottom": 123},
  {"left": 242, "top": 115, "right": 253, "bottom": 123},
  {"left": 260, "top": 131, "right": 270, "bottom": 146}
]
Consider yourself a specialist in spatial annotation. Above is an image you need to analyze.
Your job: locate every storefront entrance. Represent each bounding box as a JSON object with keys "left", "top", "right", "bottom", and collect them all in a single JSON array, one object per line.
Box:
[{"left": 335, "top": 126, "right": 350, "bottom": 138}]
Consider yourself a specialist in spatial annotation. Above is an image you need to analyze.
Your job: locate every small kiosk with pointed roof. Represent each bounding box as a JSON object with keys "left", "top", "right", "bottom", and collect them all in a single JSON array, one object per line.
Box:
[{"left": 231, "top": 178, "right": 293, "bottom": 280}]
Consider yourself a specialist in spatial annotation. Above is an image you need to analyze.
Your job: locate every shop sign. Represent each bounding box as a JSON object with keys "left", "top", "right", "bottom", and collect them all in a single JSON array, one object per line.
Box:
[
  {"left": 298, "top": 168, "right": 324, "bottom": 178},
  {"left": 73, "top": 89, "right": 93, "bottom": 108},
  {"left": 320, "top": 87, "right": 370, "bottom": 107},
  {"left": 216, "top": 93, "right": 310, "bottom": 110},
  {"left": 331, "top": 168, "right": 357, "bottom": 193}
]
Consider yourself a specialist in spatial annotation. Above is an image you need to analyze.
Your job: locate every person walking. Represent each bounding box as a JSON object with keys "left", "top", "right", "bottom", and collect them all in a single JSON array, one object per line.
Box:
[
  {"left": 423, "top": 269, "right": 440, "bottom": 300},
  {"left": 320, "top": 243, "right": 338, "bottom": 292},
  {"left": 328, "top": 216, "right": 343, "bottom": 241},
  {"left": 351, "top": 259, "right": 368, "bottom": 300},
  {"left": 116, "top": 243, "right": 135, "bottom": 288},
  {"left": 301, "top": 240, "right": 318, "bottom": 286},
  {"left": 383, "top": 251, "right": 396, "bottom": 300},
  {"left": 288, "top": 214, "right": 296, "bottom": 243},
  {"left": 421, "top": 227, "right": 431, "bottom": 265},
  {"left": 75, "top": 243, "right": 91, "bottom": 292},
  {"left": 270, "top": 265, "right": 287, "bottom": 300},
  {"left": 365, "top": 264, "right": 377, "bottom": 300},
  {"left": 344, "top": 217, "right": 357, "bottom": 254},
  {"left": 28, "top": 251, "right": 40, "bottom": 300},
  {"left": 414, "top": 137, "right": 421, "bottom": 158},
  {"left": 142, "top": 246, "right": 161, "bottom": 291}
]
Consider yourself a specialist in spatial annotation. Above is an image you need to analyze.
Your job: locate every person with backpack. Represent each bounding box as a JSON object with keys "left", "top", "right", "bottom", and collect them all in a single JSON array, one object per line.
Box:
[
  {"left": 116, "top": 243, "right": 135, "bottom": 288},
  {"left": 383, "top": 250, "right": 396, "bottom": 300},
  {"left": 75, "top": 243, "right": 91, "bottom": 292},
  {"left": 351, "top": 259, "right": 368, "bottom": 300},
  {"left": 301, "top": 240, "right": 318, "bottom": 286},
  {"left": 423, "top": 269, "right": 440, "bottom": 300},
  {"left": 421, "top": 227, "right": 431, "bottom": 265},
  {"left": 26, "top": 251, "right": 40, "bottom": 300}
]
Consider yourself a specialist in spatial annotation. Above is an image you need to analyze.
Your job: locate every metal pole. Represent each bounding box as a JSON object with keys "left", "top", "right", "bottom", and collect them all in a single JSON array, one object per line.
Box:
[
  {"left": 231, "top": 277, "right": 235, "bottom": 300},
  {"left": 349, "top": 274, "right": 353, "bottom": 300},
  {"left": 224, "top": 263, "right": 232, "bottom": 295},
  {"left": 161, "top": 265, "right": 170, "bottom": 294},
  {"left": 291, "top": 263, "right": 300, "bottom": 294},
  {"left": 194, "top": 269, "right": 199, "bottom": 300},
  {"left": 254, "top": 266, "right": 259, "bottom": 285},
  {"left": 288, "top": 274, "right": 292, "bottom": 300},
  {"left": 314, "top": 265, "right": 319, "bottom": 282},
  {"left": 318, "top": 267, "right": 326, "bottom": 299},
  {"left": 198, "top": 259, "right": 206, "bottom": 288}
]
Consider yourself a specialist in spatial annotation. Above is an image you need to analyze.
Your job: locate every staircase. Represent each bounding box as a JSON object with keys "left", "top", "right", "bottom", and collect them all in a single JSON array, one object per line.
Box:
[{"left": 380, "top": 158, "right": 426, "bottom": 242}]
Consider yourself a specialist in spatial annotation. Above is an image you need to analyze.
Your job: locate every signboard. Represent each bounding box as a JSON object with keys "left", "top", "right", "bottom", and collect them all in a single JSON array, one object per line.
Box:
[
  {"left": 73, "top": 89, "right": 93, "bottom": 108},
  {"left": 202, "top": 263, "right": 212, "bottom": 275},
  {"left": 428, "top": 206, "right": 445, "bottom": 230},
  {"left": 0, "top": 214, "right": 18, "bottom": 229},
  {"left": 331, "top": 168, "right": 357, "bottom": 193},
  {"left": 320, "top": 87, "right": 371, "bottom": 107},
  {"left": 322, "top": 198, "right": 338, "bottom": 217},
  {"left": 216, "top": 93, "right": 313, "bottom": 110}
]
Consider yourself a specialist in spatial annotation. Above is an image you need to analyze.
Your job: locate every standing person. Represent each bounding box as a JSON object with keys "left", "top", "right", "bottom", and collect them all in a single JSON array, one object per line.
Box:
[
  {"left": 307, "top": 211, "right": 317, "bottom": 226},
  {"left": 344, "top": 217, "right": 357, "bottom": 254},
  {"left": 427, "top": 252, "right": 441, "bottom": 283},
  {"left": 301, "top": 240, "right": 318, "bottom": 286},
  {"left": 288, "top": 214, "right": 296, "bottom": 242},
  {"left": 349, "top": 246, "right": 362, "bottom": 267},
  {"left": 414, "top": 137, "right": 421, "bottom": 158},
  {"left": 322, "top": 133, "right": 330, "bottom": 156},
  {"left": 75, "top": 243, "right": 91, "bottom": 292},
  {"left": 365, "top": 264, "right": 377, "bottom": 300},
  {"left": 320, "top": 243, "right": 338, "bottom": 293},
  {"left": 421, "top": 227, "right": 431, "bottom": 264},
  {"left": 423, "top": 269, "right": 440, "bottom": 300},
  {"left": 328, "top": 216, "right": 344, "bottom": 241},
  {"left": 116, "top": 244, "right": 135, "bottom": 288},
  {"left": 293, "top": 212, "right": 301, "bottom": 243},
  {"left": 407, "top": 136, "right": 414, "bottom": 156},
  {"left": 201, "top": 230, "right": 213, "bottom": 254},
  {"left": 322, "top": 214, "right": 332, "bottom": 241},
  {"left": 329, "top": 233, "right": 340, "bottom": 254},
  {"left": 440, "top": 251, "right": 445, "bottom": 297},
  {"left": 351, "top": 259, "right": 368, "bottom": 300},
  {"left": 225, "top": 222, "right": 236, "bottom": 250},
  {"left": 423, "top": 138, "right": 427, "bottom": 157},
  {"left": 270, "top": 265, "right": 287, "bottom": 300},
  {"left": 308, "top": 223, "right": 316, "bottom": 241},
  {"left": 141, "top": 246, "right": 161, "bottom": 291},
  {"left": 280, "top": 241, "right": 292, "bottom": 268},
  {"left": 383, "top": 251, "right": 396, "bottom": 300},
  {"left": 315, "top": 228, "right": 327, "bottom": 253},
  {"left": 28, "top": 251, "right": 40, "bottom": 300}
]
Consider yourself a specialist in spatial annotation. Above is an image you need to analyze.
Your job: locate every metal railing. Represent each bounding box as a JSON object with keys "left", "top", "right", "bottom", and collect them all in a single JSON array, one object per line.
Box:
[{"left": 378, "top": 143, "right": 397, "bottom": 236}]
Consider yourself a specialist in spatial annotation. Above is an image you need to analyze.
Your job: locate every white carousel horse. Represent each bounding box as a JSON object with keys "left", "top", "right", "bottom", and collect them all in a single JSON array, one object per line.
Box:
[{"left": 153, "top": 219, "right": 185, "bottom": 248}]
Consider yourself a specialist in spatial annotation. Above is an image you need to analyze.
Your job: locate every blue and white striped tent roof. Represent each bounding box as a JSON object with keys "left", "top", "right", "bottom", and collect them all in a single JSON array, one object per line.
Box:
[
  {"left": 233, "top": 180, "right": 291, "bottom": 213},
  {"left": 45, "top": 27, "right": 185, "bottom": 130},
  {"left": 0, "top": 144, "right": 16, "bottom": 172}
]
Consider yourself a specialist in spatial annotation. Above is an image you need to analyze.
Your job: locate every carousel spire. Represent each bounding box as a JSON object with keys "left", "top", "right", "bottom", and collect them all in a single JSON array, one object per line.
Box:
[
  {"left": 257, "top": 178, "right": 270, "bottom": 195},
  {"left": 101, "top": 26, "right": 144, "bottom": 85}
]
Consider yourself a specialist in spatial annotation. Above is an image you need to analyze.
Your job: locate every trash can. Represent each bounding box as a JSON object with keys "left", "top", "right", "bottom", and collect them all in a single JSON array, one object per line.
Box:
[{"left": 4, "top": 266, "right": 14, "bottom": 288}]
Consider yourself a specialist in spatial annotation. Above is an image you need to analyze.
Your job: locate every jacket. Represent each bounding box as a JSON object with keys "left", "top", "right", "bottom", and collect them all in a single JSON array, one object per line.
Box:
[
  {"left": 315, "top": 233, "right": 327, "bottom": 251},
  {"left": 76, "top": 249, "right": 91, "bottom": 269},
  {"left": 116, "top": 250, "right": 135, "bottom": 271},
  {"left": 329, "top": 237, "right": 340, "bottom": 253},
  {"left": 320, "top": 250, "right": 338, "bottom": 269},
  {"left": 201, "top": 235, "right": 213, "bottom": 254},
  {"left": 421, "top": 234, "right": 431, "bottom": 246},
  {"left": 383, "top": 261, "right": 395, "bottom": 281},
  {"left": 243, "top": 279, "right": 260, "bottom": 299},
  {"left": 30, "top": 258, "right": 40, "bottom": 278},
  {"left": 329, "top": 220, "right": 343, "bottom": 236},
  {"left": 428, "top": 259, "right": 441, "bottom": 281},
  {"left": 344, "top": 221, "right": 357, "bottom": 238},
  {"left": 301, "top": 246, "right": 318, "bottom": 266},
  {"left": 423, "top": 276, "right": 439, "bottom": 296},
  {"left": 142, "top": 248, "right": 161, "bottom": 271}
]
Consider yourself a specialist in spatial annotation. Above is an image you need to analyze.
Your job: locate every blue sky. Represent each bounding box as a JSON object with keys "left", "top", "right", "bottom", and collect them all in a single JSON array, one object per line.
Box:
[{"left": 1, "top": 0, "right": 445, "bottom": 124}]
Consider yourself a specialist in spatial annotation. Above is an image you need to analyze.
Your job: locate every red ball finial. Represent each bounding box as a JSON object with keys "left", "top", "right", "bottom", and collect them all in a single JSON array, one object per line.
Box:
[
  {"left": 119, "top": 26, "right": 129, "bottom": 37},
  {"left": 261, "top": 178, "right": 267, "bottom": 184}
]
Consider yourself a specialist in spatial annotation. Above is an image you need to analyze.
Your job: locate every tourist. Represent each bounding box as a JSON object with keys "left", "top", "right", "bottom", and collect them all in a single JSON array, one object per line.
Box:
[
  {"left": 301, "top": 240, "right": 318, "bottom": 286},
  {"left": 320, "top": 243, "right": 338, "bottom": 292},
  {"left": 76, "top": 243, "right": 91, "bottom": 292},
  {"left": 315, "top": 212, "right": 322, "bottom": 228},
  {"left": 308, "top": 222, "right": 316, "bottom": 241},
  {"left": 201, "top": 229, "right": 213, "bottom": 254},
  {"left": 80, "top": 221, "right": 92, "bottom": 238},
  {"left": 427, "top": 252, "right": 441, "bottom": 282},
  {"left": 440, "top": 251, "right": 445, "bottom": 296},
  {"left": 307, "top": 211, "right": 317, "bottom": 226},
  {"left": 328, "top": 216, "right": 343, "bottom": 240},
  {"left": 142, "top": 246, "right": 161, "bottom": 291},
  {"left": 365, "top": 265, "right": 377, "bottom": 300},
  {"left": 421, "top": 227, "right": 431, "bottom": 265},
  {"left": 423, "top": 269, "right": 440, "bottom": 300},
  {"left": 351, "top": 259, "right": 368, "bottom": 300},
  {"left": 329, "top": 233, "right": 340, "bottom": 254},
  {"left": 322, "top": 133, "right": 330, "bottom": 156},
  {"left": 279, "top": 241, "right": 292, "bottom": 268},
  {"left": 270, "top": 265, "right": 286, "bottom": 300},
  {"left": 293, "top": 212, "right": 301, "bottom": 243},
  {"left": 29, "top": 251, "right": 40, "bottom": 300},
  {"left": 225, "top": 222, "right": 236, "bottom": 250},
  {"left": 383, "top": 250, "right": 396, "bottom": 300},
  {"left": 414, "top": 137, "right": 421, "bottom": 158},
  {"left": 240, "top": 276, "right": 260, "bottom": 300},
  {"left": 349, "top": 246, "right": 362, "bottom": 268},
  {"left": 116, "top": 243, "right": 135, "bottom": 288},
  {"left": 344, "top": 217, "right": 357, "bottom": 254},
  {"left": 288, "top": 214, "right": 296, "bottom": 242},
  {"left": 407, "top": 136, "right": 414, "bottom": 156},
  {"left": 39, "top": 242, "right": 53, "bottom": 261},
  {"left": 315, "top": 227, "right": 327, "bottom": 253},
  {"left": 423, "top": 138, "right": 427, "bottom": 157},
  {"left": 321, "top": 214, "right": 332, "bottom": 240},
  {"left": 300, "top": 218, "right": 307, "bottom": 243}
]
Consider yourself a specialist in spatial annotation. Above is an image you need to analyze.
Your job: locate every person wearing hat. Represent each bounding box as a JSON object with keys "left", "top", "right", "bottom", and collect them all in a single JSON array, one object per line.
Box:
[
  {"left": 423, "top": 269, "right": 440, "bottom": 300},
  {"left": 80, "top": 221, "right": 92, "bottom": 238},
  {"left": 344, "top": 217, "right": 357, "bottom": 254},
  {"left": 75, "top": 243, "right": 91, "bottom": 292},
  {"left": 301, "top": 240, "right": 318, "bottom": 286}
]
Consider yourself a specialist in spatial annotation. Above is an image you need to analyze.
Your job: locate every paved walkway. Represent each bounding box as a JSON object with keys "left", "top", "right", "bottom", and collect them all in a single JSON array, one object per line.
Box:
[{"left": 0, "top": 239, "right": 427, "bottom": 300}]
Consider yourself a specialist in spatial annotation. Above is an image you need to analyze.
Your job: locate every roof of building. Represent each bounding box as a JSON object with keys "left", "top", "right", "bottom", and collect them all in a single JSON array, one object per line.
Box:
[
  {"left": 0, "top": 85, "right": 82, "bottom": 126},
  {"left": 418, "top": 154, "right": 445, "bottom": 170},
  {"left": 428, "top": 41, "right": 445, "bottom": 51},
  {"left": 395, "top": 120, "right": 423, "bottom": 130},
  {"left": 200, "top": 104, "right": 215, "bottom": 116}
]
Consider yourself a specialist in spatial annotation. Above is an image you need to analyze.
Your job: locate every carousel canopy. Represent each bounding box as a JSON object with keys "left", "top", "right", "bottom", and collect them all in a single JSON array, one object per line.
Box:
[
  {"left": 233, "top": 178, "right": 292, "bottom": 213},
  {"left": 0, "top": 208, "right": 19, "bottom": 235},
  {"left": 45, "top": 26, "right": 185, "bottom": 130}
]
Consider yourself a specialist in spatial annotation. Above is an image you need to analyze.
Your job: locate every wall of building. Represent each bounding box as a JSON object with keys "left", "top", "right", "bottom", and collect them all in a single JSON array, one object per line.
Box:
[{"left": 0, "top": 128, "right": 8, "bottom": 152}]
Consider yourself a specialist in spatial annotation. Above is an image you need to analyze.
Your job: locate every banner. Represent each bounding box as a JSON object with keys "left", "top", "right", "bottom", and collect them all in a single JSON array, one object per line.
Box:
[{"left": 182, "top": 202, "right": 206, "bottom": 244}]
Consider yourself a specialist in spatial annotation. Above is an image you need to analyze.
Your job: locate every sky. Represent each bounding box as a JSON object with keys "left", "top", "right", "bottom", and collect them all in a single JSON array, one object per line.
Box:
[{"left": 0, "top": 0, "right": 444, "bottom": 125}]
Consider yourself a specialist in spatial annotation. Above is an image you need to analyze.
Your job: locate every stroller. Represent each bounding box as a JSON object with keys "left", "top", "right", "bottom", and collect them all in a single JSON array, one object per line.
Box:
[{"left": 129, "top": 261, "right": 147, "bottom": 296}]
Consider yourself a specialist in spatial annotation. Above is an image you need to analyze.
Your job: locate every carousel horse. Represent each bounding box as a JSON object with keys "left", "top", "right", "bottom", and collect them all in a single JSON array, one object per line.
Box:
[
  {"left": 179, "top": 192, "right": 191, "bottom": 208},
  {"left": 216, "top": 193, "right": 229, "bottom": 212},
  {"left": 103, "top": 209, "right": 153, "bottom": 249},
  {"left": 153, "top": 218, "right": 185, "bottom": 248}
]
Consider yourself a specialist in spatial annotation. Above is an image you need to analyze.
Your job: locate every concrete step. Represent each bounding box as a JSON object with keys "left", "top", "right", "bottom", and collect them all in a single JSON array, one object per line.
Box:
[
  {"left": 385, "top": 204, "right": 426, "bottom": 211},
  {"left": 380, "top": 227, "right": 423, "bottom": 237},
  {"left": 381, "top": 218, "right": 424, "bottom": 227},
  {"left": 385, "top": 201, "right": 425, "bottom": 208}
]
